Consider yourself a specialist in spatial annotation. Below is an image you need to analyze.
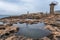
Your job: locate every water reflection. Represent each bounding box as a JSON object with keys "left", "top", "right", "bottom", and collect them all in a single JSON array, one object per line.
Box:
[
  {"left": 26, "top": 23, "right": 29, "bottom": 28},
  {"left": 13, "top": 22, "right": 51, "bottom": 38},
  {"left": 0, "top": 22, "right": 50, "bottom": 38},
  {"left": 0, "top": 21, "right": 50, "bottom": 38},
  {"left": 0, "top": 22, "right": 4, "bottom": 25}
]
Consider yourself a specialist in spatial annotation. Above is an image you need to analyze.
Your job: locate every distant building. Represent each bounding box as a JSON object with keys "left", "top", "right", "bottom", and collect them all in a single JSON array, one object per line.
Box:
[
  {"left": 50, "top": 2, "right": 57, "bottom": 14},
  {"left": 55, "top": 10, "right": 60, "bottom": 15},
  {"left": 27, "top": 11, "right": 29, "bottom": 14}
]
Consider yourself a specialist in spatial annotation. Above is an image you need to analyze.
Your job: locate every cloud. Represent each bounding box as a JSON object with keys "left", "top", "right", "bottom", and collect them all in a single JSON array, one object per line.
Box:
[
  {"left": 0, "top": 1, "right": 28, "bottom": 15},
  {"left": 0, "top": 0, "right": 60, "bottom": 15},
  {"left": 0, "top": 1, "right": 20, "bottom": 12},
  {"left": 0, "top": 0, "right": 38, "bottom": 15}
]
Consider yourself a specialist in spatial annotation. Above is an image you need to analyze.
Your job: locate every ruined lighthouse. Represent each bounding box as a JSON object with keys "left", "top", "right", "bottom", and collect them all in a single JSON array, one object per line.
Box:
[{"left": 50, "top": 2, "right": 57, "bottom": 14}]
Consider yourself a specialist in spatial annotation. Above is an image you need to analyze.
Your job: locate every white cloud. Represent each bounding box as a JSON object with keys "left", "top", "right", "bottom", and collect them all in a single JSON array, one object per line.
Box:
[
  {"left": 20, "top": 0, "right": 35, "bottom": 3},
  {"left": 0, "top": 0, "right": 37, "bottom": 14},
  {"left": 0, "top": 1, "right": 20, "bottom": 12},
  {"left": 0, "top": 1, "right": 28, "bottom": 15},
  {"left": 0, "top": 0, "right": 60, "bottom": 15}
]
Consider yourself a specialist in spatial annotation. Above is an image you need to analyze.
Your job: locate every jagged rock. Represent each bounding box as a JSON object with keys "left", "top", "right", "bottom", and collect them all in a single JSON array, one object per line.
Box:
[
  {"left": 0, "top": 13, "right": 60, "bottom": 40},
  {"left": 45, "top": 25, "right": 56, "bottom": 32},
  {"left": 0, "top": 26, "right": 19, "bottom": 36},
  {"left": 5, "top": 35, "right": 18, "bottom": 40},
  {"left": 0, "top": 25, "right": 19, "bottom": 40},
  {"left": 45, "top": 25, "right": 60, "bottom": 40},
  {"left": 40, "top": 37, "right": 50, "bottom": 40}
]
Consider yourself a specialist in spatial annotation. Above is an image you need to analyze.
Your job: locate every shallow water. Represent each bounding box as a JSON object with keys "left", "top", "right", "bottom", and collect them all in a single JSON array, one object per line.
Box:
[
  {"left": 0, "top": 15, "right": 9, "bottom": 18},
  {"left": 0, "top": 22, "right": 4, "bottom": 25},
  {"left": 0, "top": 21, "right": 51, "bottom": 38},
  {"left": 13, "top": 22, "right": 51, "bottom": 38}
]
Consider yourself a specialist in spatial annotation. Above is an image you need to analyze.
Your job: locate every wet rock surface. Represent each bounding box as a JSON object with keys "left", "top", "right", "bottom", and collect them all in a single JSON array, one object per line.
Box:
[
  {"left": 45, "top": 25, "right": 60, "bottom": 40},
  {"left": 0, "top": 24, "right": 19, "bottom": 40},
  {"left": 0, "top": 14, "right": 60, "bottom": 40}
]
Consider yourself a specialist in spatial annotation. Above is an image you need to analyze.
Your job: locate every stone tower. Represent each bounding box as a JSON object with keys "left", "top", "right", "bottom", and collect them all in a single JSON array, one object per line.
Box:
[
  {"left": 27, "top": 11, "right": 29, "bottom": 14},
  {"left": 50, "top": 2, "right": 57, "bottom": 14}
]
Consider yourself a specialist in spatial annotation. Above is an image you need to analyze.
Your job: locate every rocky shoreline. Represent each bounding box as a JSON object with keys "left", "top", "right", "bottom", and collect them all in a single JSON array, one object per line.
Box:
[
  {"left": 0, "top": 13, "right": 60, "bottom": 40},
  {"left": 0, "top": 24, "right": 19, "bottom": 40}
]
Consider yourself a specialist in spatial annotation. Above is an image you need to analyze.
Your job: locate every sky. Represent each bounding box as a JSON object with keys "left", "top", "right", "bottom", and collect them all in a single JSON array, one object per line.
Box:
[{"left": 0, "top": 0, "right": 60, "bottom": 15}]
